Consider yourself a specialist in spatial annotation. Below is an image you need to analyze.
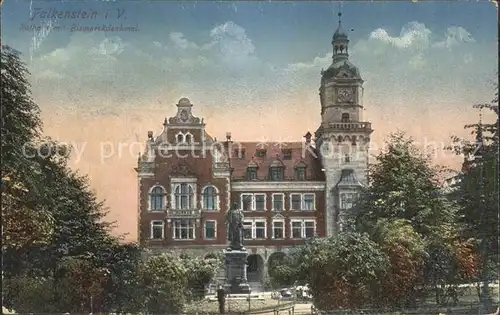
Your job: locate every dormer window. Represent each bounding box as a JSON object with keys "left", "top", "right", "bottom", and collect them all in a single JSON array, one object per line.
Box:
[
  {"left": 246, "top": 159, "right": 259, "bottom": 180},
  {"left": 256, "top": 149, "right": 267, "bottom": 158},
  {"left": 269, "top": 158, "right": 285, "bottom": 181},
  {"left": 246, "top": 167, "right": 257, "bottom": 180},
  {"left": 294, "top": 161, "right": 307, "bottom": 181},
  {"left": 341, "top": 113, "right": 350, "bottom": 122},
  {"left": 295, "top": 167, "right": 306, "bottom": 181},
  {"left": 234, "top": 148, "right": 246, "bottom": 159},
  {"left": 269, "top": 167, "right": 283, "bottom": 181},
  {"left": 282, "top": 149, "right": 292, "bottom": 160}
]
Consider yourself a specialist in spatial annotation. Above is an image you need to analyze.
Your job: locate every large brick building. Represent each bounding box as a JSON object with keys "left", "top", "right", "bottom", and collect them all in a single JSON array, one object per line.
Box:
[{"left": 136, "top": 16, "right": 373, "bottom": 284}]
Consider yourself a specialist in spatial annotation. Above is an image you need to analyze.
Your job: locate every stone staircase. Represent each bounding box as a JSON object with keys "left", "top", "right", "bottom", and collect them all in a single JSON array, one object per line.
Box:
[{"left": 248, "top": 281, "right": 264, "bottom": 293}]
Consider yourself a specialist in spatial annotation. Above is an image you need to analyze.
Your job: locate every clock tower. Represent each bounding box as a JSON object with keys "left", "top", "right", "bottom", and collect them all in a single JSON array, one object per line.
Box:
[{"left": 315, "top": 13, "right": 373, "bottom": 236}]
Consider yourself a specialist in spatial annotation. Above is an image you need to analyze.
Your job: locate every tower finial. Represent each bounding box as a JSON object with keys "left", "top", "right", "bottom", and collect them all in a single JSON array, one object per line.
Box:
[{"left": 338, "top": 12, "right": 342, "bottom": 24}]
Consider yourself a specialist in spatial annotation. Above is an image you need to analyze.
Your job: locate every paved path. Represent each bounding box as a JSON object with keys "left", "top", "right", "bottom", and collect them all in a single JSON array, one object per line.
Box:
[{"left": 293, "top": 303, "right": 312, "bottom": 314}]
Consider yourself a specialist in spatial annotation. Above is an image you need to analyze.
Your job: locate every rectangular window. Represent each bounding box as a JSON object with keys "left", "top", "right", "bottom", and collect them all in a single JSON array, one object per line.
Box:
[
  {"left": 243, "top": 221, "right": 253, "bottom": 240},
  {"left": 272, "top": 221, "right": 284, "bottom": 239},
  {"left": 290, "top": 220, "right": 316, "bottom": 239},
  {"left": 282, "top": 149, "right": 292, "bottom": 160},
  {"left": 270, "top": 167, "right": 284, "bottom": 181},
  {"left": 246, "top": 168, "right": 257, "bottom": 180},
  {"left": 172, "top": 219, "right": 195, "bottom": 240},
  {"left": 272, "top": 194, "right": 284, "bottom": 211},
  {"left": 255, "top": 194, "right": 266, "bottom": 211},
  {"left": 243, "top": 220, "right": 267, "bottom": 239},
  {"left": 256, "top": 149, "right": 267, "bottom": 157},
  {"left": 255, "top": 221, "right": 266, "bottom": 239},
  {"left": 151, "top": 221, "right": 164, "bottom": 239},
  {"left": 241, "top": 194, "right": 253, "bottom": 211},
  {"left": 295, "top": 168, "right": 306, "bottom": 181},
  {"left": 234, "top": 148, "right": 246, "bottom": 159},
  {"left": 204, "top": 221, "right": 216, "bottom": 239},
  {"left": 290, "top": 194, "right": 302, "bottom": 210},
  {"left": 303, "top": 194, "right": 315, "bottom": 211},
  {"left": 305, "top": 221, "right": 316, "bottom": 238},
  {"left": 291, "top": 221, "right": 303, "bottom": 239},
  {"left": 340, "top": 193, "right": 354, "bottom": 209}
]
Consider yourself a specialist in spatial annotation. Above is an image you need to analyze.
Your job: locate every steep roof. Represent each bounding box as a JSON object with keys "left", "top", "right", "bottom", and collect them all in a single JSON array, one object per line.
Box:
[{"left": 229, "top": 141, "right": 325, "bottom": 181}]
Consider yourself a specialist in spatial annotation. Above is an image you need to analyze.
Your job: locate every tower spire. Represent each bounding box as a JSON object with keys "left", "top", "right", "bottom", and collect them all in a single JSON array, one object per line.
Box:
[{"left": 331, "top": 11, "right": 349, "bottom": 61}]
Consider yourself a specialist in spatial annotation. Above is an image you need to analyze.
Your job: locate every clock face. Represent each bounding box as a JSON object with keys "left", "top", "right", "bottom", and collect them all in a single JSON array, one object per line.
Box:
[
  {"left": 337, "top": 88, "right": 354, "bottom": 103},
  {"left": 180, "top": 109, "right": 189, "bottom": 122}
]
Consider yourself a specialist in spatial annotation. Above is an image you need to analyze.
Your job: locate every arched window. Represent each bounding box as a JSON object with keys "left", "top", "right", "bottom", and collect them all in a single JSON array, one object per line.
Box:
[
  {"left": 176, "top": 133, "right": 184, "bottom": 143},
  {"left": 174, "top": 183, "right": 194, "bottom": 209},
  {"left": 341, "top": 113, "right": 350, "bottom": 122},
  {"left": 185, "top": 134, "right": 192, "bottom": 144},
  {"left": 202, "top": 185, "right": 218, "bottom": 210},
  {"left": 150, "top": 186, "right": 165, "bottom": 211}
]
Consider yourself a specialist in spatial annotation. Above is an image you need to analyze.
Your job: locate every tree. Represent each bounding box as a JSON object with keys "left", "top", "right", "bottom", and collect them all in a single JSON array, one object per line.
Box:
[
  {"left": 354, "top": 132, "right": 456, "bottom": 237},
  {"left": 1, "top": 45, "right": 150, "bottom": 314},
  {"left": 448, "top": 85, "right": 498, "bottom": 311},
  {"left": 180, "top": 254, "right": 222, "bottom": 301},
  {"left": 370, "top": 219, "right": 427, "bottom": 308},
  {"left": 99, "top": 242, "right": 144, "bottom": 313},
  {"left": 295, "top": 234, "right": 389, "bottom": 310},
  {"left": 352, "top": 132, "right": 475, "bottom": 307},
  {"left": 268, "top": 253, "right": 299, "bottom": 287},
  {"left": 139, "top": 253, "right": 189, "bottom": 314},
  {"left": 2, "top": 149, "right": 115, "bottom": 279},
  {"left": 268, "top": 251, "right": 306, "bottom": 287},
  {"left": 1, "top": 45, "right": 54, "bottom": 252}
]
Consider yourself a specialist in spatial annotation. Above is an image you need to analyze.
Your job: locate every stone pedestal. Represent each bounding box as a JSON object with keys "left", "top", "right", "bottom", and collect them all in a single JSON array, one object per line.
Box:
[{"left": 223, "top": 249, "right": 251, "bottom": 294}]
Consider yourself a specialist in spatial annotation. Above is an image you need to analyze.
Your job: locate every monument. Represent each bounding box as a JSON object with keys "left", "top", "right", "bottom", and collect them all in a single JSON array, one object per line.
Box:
[{"left": 224, "top": 202, "right": 251, "bottom": 294}]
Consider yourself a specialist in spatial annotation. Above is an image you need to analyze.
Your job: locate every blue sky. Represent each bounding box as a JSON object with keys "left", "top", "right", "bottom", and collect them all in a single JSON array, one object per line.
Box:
[
  {"left": 3, "top": 1, "right": 497, "bottom": 65},
  {"left": 2, "top": 1, "right": 498, "bottom": 238}
]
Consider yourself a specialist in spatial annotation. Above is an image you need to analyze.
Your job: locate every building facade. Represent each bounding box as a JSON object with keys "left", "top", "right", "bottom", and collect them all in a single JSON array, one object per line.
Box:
[{"left": 136, "top": 16, "right": 372, "bottom": 284}]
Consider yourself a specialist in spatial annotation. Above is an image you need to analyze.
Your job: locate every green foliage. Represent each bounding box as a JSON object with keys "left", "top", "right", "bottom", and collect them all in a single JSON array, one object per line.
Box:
[
  {"left": 447, "top": 87, "right": 499, "bottom": 309},
  {"left": 268, "top": 252, "right": 299, "bottom": 287},
  {"left": 2, "top": 45, "right": 141, "bottom": 313},
  {"left": 354, "top": 132, "right": 455, "bottom": 236},
  {"left": 2, "top": 276, "right": 54, "bottom": 313},
  {"left": 296, "top": 233, "right": 389, "bottom": 310},
  {"left": 1, "top": 45, "right": 54, "bottom": 251},
  {"left": 138, "top": 253, "right": 188, "bottom": 313}
]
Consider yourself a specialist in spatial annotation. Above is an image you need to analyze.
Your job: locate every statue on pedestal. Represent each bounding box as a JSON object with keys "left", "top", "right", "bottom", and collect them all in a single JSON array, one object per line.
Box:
[{"left": 226, "top": 202, "right": 244, "bottom": 251}]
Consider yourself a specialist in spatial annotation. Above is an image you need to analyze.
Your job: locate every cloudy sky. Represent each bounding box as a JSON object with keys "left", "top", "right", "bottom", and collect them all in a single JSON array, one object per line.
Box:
[{"left": 3, "top": 1, "right": 498, "bottom": 240}]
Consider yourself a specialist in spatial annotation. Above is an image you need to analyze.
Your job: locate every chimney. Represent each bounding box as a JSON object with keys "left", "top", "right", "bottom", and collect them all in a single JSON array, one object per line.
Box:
[
  {"left": 147, "top": 131, "right": 153, "bottom": 140},
  {"left": 304, "top": 131, "right": 312, "bottom": 144}
]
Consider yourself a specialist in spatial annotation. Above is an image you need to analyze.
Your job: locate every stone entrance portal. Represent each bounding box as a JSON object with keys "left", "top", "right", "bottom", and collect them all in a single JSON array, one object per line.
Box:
[{"left": 246, "top": 254, "right": 264, "bottom": 282}]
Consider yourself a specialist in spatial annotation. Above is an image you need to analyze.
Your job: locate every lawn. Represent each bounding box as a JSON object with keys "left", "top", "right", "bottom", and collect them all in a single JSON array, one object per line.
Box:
[{"left": 310, "top": 285, "right": 500, "bottom": 315}]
